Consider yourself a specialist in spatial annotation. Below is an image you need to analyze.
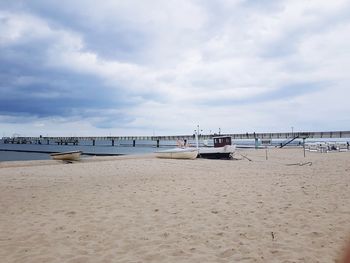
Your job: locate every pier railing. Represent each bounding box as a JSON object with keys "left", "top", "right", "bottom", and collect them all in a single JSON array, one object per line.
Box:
[{"left": 2, "top": 130, "right": 350, "bottom": 146}]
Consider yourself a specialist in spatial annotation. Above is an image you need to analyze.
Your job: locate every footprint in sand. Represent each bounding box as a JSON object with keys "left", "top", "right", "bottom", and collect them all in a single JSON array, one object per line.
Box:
[
  {"left": 218, "top": 248, "right": 235, "bottom": 258},
  {"left": 53, "top": 209, "right": 66, "bottom": 214},
  {"left": 67, "top": 256, "right": 90, "bottom": 263},
  {"left": 65, "top": 211, "right": 77, "bottom": 216}
]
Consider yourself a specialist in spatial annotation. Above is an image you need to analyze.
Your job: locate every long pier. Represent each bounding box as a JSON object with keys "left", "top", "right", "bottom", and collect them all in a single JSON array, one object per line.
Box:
[{"left": 2, "top": 130, "right": 350, "bottom": 147}]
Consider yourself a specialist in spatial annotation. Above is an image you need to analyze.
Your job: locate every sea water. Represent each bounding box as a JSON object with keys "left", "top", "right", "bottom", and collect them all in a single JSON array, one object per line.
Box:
[
  {"left": 0, "top": 138, "right": 191, "bottom": 161},
  {"left": 1, "top": 137, "right": 347, "bottom": 161},
  {"left": 0, "top": 139, "right": 167, "bottom": 161}
]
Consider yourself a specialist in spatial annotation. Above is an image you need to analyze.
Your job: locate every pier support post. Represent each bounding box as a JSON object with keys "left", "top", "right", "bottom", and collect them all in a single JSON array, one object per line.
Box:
[
  {"left": 303, "top": 138, "right": 306, "bottom": 157},
  {"left": 93, "top": 139, "right": 95, "bottom": 146},
  {"left": 133, "top": 140, "right": 136, "bottom": 147},
  {"left": 255, "top": 138, "right": 259, "bottom": 149},
  {"left": 112, "top": 139, "right": 115, "bottom": 146},
  {"left": 157, "top": 139, "right": 159, "bottom": 148},
  {"left": 47, "top": 139, "right": 49, "bottom": 145}
]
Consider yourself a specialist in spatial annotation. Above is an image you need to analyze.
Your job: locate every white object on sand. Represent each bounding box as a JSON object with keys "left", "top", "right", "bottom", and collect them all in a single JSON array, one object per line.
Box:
[{"left": 155, "top": 148, "right": 198, "bottom": 159}]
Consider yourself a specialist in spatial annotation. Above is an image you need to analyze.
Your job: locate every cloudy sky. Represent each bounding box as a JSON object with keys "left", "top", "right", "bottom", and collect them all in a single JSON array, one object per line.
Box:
[{"left": 1, "top": 0, "right": 349, "bottom": 136}]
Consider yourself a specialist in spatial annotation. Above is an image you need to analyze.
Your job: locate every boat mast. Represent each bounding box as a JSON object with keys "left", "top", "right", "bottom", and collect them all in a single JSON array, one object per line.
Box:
[{"left": 195, "top": 125, "right": 200, "bottom": 149}]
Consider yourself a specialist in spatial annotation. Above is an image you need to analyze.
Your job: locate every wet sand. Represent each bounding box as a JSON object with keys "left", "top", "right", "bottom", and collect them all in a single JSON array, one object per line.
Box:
[{"left": 0, "top": 148, "right": 349, "bottom": 262}]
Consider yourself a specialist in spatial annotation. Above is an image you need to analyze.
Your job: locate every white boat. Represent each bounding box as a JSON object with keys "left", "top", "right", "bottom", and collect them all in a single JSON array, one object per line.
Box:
[
  {"left": 50, "top": 150, "right": 82, "bottom": 161},
  {"left": 156, "top": 148, "right": 198, "bottom": 159}
]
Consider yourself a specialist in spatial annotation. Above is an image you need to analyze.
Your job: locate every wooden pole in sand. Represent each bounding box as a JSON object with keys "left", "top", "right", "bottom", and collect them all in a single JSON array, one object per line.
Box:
[{"left": 303, "top": 138, "right": 306, "bottom": 157}]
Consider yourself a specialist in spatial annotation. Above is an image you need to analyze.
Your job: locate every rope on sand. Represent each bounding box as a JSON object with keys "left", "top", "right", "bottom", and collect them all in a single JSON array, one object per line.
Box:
[
  {"left": 233, "top": 153, "right": 253, "bottom": 162},
  {"left": 285, "top": 162, "right": 312, "bottom": 166},
  {"left": 231, "top": 153, "right": 312, "bottom": 166}
]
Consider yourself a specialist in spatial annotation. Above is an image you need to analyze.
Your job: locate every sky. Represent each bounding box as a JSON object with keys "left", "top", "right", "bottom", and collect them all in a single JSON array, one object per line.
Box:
[{"left": 0, "top": 0, "right": 350, "bottom": 136}]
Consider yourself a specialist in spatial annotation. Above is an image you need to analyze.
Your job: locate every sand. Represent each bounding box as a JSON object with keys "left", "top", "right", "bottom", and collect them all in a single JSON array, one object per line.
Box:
[{"left": 0, "top": 148, "right": 349, "bottom": 263}]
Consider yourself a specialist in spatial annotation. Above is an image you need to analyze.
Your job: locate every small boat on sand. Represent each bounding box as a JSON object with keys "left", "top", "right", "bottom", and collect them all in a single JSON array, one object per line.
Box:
[
  {"left": 156, "top": 148, "right": 198, "bottom": 160},
  {"left": 50, "top": 151, "right": 82, "bottom": 161}
]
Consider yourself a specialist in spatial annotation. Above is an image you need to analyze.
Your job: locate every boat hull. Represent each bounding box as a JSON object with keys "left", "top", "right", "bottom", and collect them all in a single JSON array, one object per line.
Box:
[
  {"left": 50, "top": 151, "right": 82, "bottom": 161},
  {"left": 198, "top": 152, "right": 232, "bottom": 159},
  {"left": 198, "top": 145, "right": 236, "bottom": 159},
  {"left": 156, "top": 148, "right": 198, "bottom": 160}
]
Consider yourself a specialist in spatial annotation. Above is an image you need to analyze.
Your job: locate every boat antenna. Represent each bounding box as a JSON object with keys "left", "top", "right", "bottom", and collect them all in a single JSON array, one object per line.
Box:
[{"left": 195, "top": 125, "right": 201, "bottom": 150}]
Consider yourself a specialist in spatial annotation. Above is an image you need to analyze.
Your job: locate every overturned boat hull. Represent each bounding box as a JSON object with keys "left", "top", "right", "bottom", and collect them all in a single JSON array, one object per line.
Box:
[
  {"left": 50, "top": 151, "right": 82, "bottom": 161},
  {"left": 156, "top": 148, "right": 198, "bottom": 160}
]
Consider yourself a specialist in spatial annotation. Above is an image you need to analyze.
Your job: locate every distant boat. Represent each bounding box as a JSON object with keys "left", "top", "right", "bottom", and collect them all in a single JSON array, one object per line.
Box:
[
  {"left": 198, "top": 136, "right": 236, "bottom": 159},
  {"left": 50, "top": 150, "right": 82, "bottom": 161},
  {"left": 156, "top": 148, "right": 198, "bottom": 159}
]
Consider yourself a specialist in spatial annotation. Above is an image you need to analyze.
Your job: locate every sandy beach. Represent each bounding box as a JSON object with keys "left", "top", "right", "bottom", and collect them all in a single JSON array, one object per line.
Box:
[{"left": 0, "top": 148, "right": 350, "bottom": 262}]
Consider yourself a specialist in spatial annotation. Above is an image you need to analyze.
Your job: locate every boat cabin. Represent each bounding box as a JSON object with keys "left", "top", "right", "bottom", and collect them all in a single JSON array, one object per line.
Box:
[{"left": 213, "top": 136, "right": 232, "bottom": 148}]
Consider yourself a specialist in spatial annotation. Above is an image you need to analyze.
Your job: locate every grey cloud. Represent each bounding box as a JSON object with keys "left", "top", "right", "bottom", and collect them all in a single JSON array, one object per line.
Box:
[
  {"left": 0, "top": 1, "right": 349, "bottom": 135},
  {"left": 197, "top": 81, "right": 326, "bottom": 107}
]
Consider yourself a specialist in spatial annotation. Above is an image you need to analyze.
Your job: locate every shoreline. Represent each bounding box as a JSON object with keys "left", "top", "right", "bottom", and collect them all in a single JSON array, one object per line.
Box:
[
  {"left": 0, "top": 148, "right": 125, "bottom": 156},
  {"left": 0, "top": 145, "right": 307, "bottom": 163}
]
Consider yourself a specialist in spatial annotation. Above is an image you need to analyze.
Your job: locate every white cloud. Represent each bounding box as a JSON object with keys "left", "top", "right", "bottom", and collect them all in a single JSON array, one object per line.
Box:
[{"left": 0, "top": 11, "right": 82, "bottom": 48}]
